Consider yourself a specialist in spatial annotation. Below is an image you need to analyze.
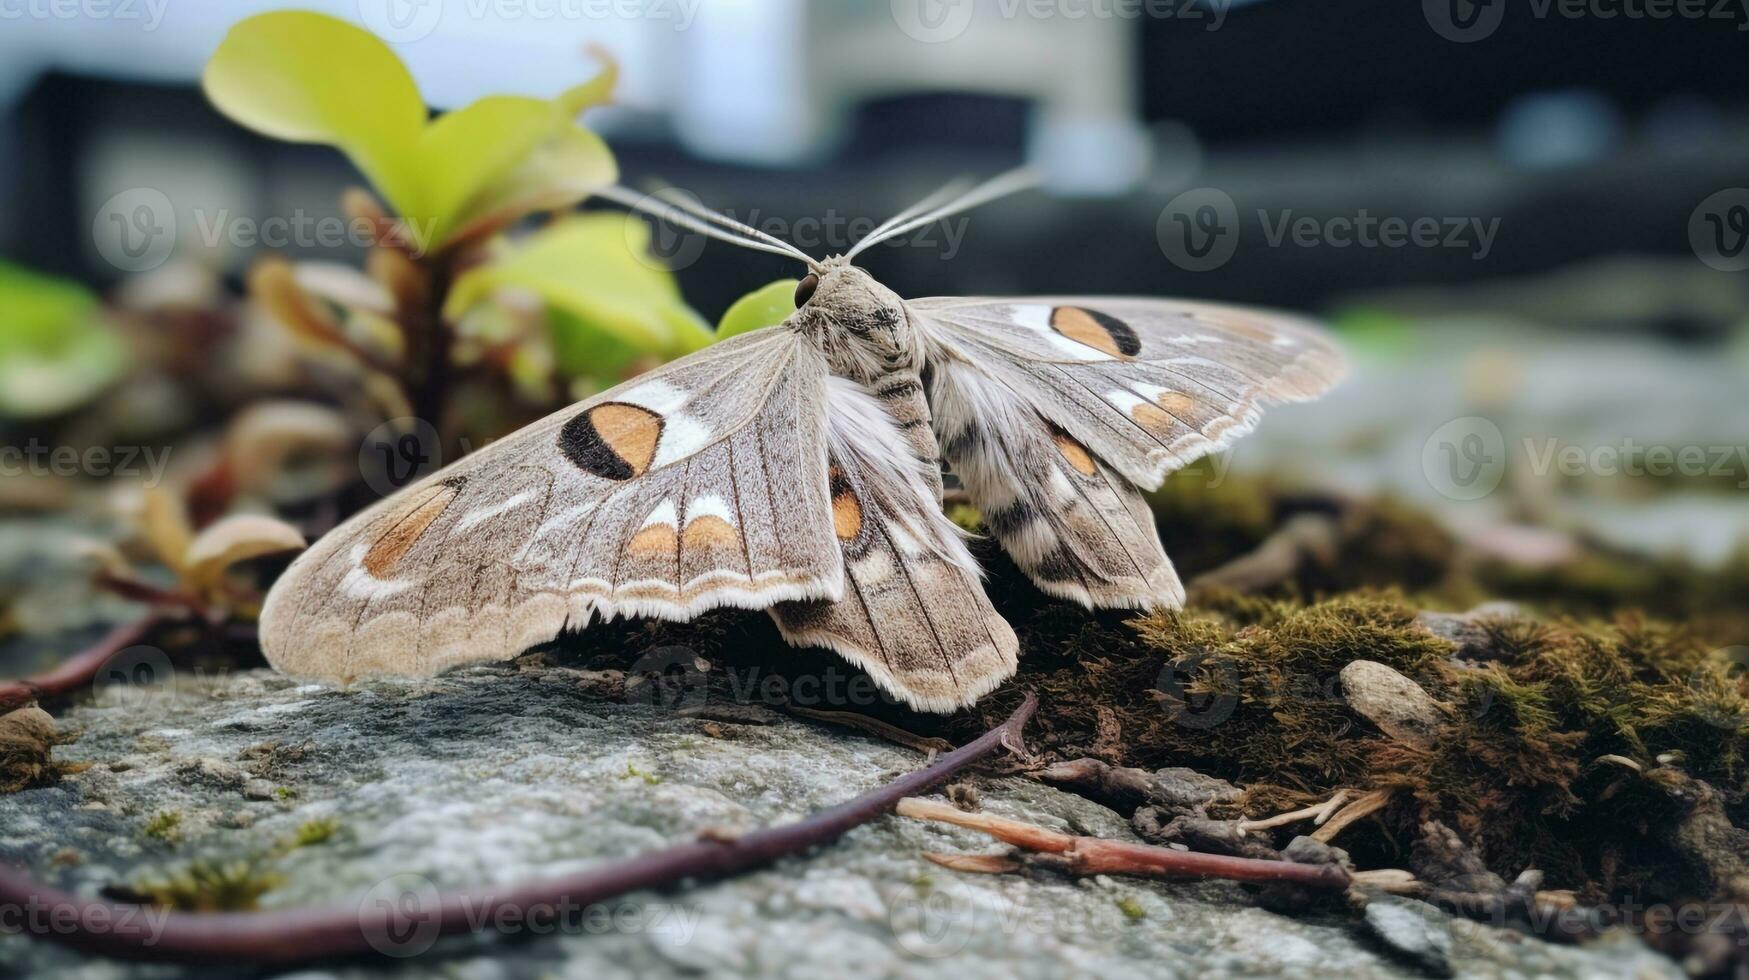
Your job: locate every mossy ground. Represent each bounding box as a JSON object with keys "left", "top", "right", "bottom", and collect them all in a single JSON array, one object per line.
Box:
[{"left": 549, "top": 468, "right": 1749, "bottom": 913}]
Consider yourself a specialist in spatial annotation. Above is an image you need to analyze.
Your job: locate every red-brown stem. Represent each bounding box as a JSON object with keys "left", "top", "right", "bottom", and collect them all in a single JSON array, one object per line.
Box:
[
  {"left": 93, "top": 572, "right": 205, "bottom": 614},
  {"left": 0, "top": 616, "right": 167, "bottom": 714},
  {"left": 899, "top": 797, "right": 1350, "bottom": 890},
  {"left": 0, "top": 693, "right": 1039, "bottom": 964}
]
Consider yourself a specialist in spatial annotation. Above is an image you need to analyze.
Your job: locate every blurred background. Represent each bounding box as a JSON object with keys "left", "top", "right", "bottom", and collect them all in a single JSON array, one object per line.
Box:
[{"left": 2, "top": 0, "right": 1747, "bottom": 667}]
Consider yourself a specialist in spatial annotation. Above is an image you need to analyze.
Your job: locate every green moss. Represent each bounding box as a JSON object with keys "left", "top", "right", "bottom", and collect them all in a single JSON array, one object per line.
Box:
[
  {"left": 289, "top": 818, "right": 340, "bottom": 848},
  {"left": 142, "top": 810, "right": 182, "bottom": 845},
  {"left": 624, "top": 763, "right": 660, "bottom": 785},
  {"left": 131, "top": 858, "right": 282, "bottom": 912},
  {"left": 273, "top": 786, "right": 297, "bottom": 800}
]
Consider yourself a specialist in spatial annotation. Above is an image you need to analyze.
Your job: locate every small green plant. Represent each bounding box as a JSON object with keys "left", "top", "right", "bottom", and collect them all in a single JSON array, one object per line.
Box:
[
  {"left": 289, "top": 817, "right": 340, "bottom": 848},
  {"left": 142, "top": 810, "right": 183, "bottom": 845},
  {"left": 132, "top": 858, "right": 283, "bottom": 912},
  {"left": 624, "top": 762, "right": 661, "bottom": 785},
  {"left": 0, "top": 262, "right": 126, "bottom": 418},
  {"left": 201, "top": 11, "right": 735, "bottom": 455}
]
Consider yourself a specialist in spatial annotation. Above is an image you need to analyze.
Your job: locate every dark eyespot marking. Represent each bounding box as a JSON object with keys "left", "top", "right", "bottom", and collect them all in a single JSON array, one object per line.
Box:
[
  {"left": 559, "top": 402, "right": 663, "bottom": 480},
  {"left": 794, "top": 273, "right": 819, "bottom": 307},
  {"left": 1050, "top": 306, "right": 1141, "bottom": 359}
]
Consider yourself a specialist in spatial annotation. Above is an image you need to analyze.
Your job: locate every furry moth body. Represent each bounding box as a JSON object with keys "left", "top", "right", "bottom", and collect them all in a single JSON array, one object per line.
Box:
[{"left": 260, "top": 189, "right": 1345, "bottom": 712}]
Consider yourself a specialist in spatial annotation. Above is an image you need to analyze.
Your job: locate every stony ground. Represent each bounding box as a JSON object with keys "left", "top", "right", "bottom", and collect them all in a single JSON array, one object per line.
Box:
[{"left": 0, "top": 663, "right": 1681, "bottom": 979}]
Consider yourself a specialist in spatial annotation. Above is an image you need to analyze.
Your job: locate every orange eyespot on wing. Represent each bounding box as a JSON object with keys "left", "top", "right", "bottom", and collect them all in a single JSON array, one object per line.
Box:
[
  {"left": 1052, "top": 430, "right": 1098, "bottom": 476},
  {"left": 829, "top": 467, "right": 864, "bottom": 542},
  {"left": 363, "top": 480, "right": 461, "bottom": 578},
  {"left": 560, "top": 402, "right": 663, "bottom": 480},
  {"left": 1050, "top": 306, "right": 1141, "bottom": 359}
]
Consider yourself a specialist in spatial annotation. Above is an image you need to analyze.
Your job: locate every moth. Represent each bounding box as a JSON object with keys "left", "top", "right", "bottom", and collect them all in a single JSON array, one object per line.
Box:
[{"left": 260, "top": 172, "right": 1345, "bottom": 712}]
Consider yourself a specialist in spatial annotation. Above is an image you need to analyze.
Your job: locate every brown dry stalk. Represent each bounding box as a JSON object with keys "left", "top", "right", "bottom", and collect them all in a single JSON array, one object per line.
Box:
[
  {"left": 0, "top": 615, "right": 168, "bottom": 714},
  {"left": 897, "top": 797, "right": 1352, "bottom": 889},
  {"left": 0, "top": 692, "right": 1039, "bottom": 964}
]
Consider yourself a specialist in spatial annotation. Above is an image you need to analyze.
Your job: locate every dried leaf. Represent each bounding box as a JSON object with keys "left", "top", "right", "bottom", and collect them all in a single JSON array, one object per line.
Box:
[
  {"left": 183, "top": 514, "right": 306, "bottom": 591},
  {"left": 141, "top": 485, "right": 195, "bottom": 574}
]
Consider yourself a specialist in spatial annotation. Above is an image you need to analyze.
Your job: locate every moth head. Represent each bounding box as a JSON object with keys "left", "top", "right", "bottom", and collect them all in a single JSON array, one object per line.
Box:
[{"left": 791, "top": 258, "right": 920, "bottom": 383}]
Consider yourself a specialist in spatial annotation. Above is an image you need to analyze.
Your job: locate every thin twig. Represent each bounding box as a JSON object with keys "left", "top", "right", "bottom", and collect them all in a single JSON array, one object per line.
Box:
[
  {"left": 897, "top": 797, "right": 1351, "bottom": 889},
  {"left": 0, "top": 615, "right": 168, "bottom": 714},
  {"left": 1236, "top": 790, "right": 1351, "bottom": 833},
  {"left": 0, "top": 692, "right": 1038, "bottom": 964},
  {"left": 784, "top": 705, "right": 954, "bottom": 755}
]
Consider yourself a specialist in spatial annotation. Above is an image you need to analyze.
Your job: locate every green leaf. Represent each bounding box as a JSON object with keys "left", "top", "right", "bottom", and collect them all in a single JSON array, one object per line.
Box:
[
  {"left": 715, "top": 279, "right": 798, "bottom": 340},
  {"left": 446, "top": 214, "right": 712, "bottom": 372},
  {"left": 201, "top": 11, "right": 424, "bottom": 216},
  {"left": 0, "top": 262, "right": 126, "bottom": 417},
  {"left": 203, "top": 12, "right": 616, "bottom": 252}
]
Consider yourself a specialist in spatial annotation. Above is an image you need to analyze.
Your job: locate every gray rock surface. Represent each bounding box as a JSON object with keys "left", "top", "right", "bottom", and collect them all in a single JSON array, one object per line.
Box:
[{"left": 0, "top": 664, "right": 1681, "bottom": 979}]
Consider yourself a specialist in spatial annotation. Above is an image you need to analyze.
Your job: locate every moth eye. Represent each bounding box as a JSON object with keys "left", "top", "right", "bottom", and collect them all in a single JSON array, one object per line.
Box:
[{"left": 794, "top": 273, "right": 819, "bottom": 307}]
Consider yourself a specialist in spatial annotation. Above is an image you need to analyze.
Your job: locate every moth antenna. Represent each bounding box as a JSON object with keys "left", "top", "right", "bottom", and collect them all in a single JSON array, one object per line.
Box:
[
  {"left": 596, "top": 185, "right": 816, "bottom": 266},
  {"left": 649, "top": 187, "right": 818, "bottom": 264},
  {"left": 853, "top": 176, "right": 975, "bottom": 254},
  {"left": 847, "top": 167, "right": 1040, "bottom": 261}
]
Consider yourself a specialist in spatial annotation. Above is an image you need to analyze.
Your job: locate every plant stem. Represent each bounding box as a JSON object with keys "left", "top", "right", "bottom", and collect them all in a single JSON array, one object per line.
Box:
[
  {"left": 0, "top": 616, "right": 167, "bottom": 714},
  {"left": 0, "top": 692, "right": 1038, "bottom": 964},
  {"left": 898, "top": 797, "right": 1352, "bottom": 889}
]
